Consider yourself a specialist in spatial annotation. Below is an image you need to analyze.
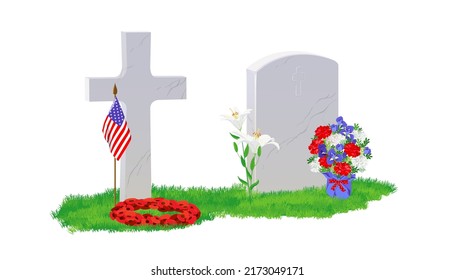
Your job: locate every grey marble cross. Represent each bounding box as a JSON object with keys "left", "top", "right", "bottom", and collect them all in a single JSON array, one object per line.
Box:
[{"left": 86, "top": 32, "right": 186, "bottom": 200}]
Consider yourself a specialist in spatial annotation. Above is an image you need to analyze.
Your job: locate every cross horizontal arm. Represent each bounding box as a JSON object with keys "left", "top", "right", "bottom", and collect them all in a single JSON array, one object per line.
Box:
[{"left": 86, "top": 77, "right": 118, "bottom": 102}]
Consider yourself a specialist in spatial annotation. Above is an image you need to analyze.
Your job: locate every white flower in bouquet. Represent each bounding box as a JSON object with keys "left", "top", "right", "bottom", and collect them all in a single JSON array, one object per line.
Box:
[
  {"left": 352, "top": 129, "right": 367, "bottom": 142},
  {"left": 309, "top": 158, "right": 321, "bottom": 172},
  {"left": 325, "top": 133, "right": 346, "bottom": 147},
  {"left": 351, "top": 155, "right": 369, "bottom": 172}
]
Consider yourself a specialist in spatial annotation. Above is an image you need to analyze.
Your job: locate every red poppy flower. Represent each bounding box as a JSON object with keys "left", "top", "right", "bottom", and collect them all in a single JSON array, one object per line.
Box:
[
  {"left": 109, "top": 211, "right": 117, "bottom": 220},
  {"left": 148, "top": 216, "right": 160, "bottom": 225},
  {"left": 186, "top": 215, "right": 198, "bottom": 225},
  {"left": 124, "top": 198, "right": 138, "bottom": 205},
  {"left": 115, "top": 202, "right": 127, "bottom": 208},
  {"left": 134, "top": 200, "right": 147, "bottom": 209},
  {"left": 159, "top": 214, "right": 171, "bottom": 223},
  {"left": 165, "top": 219, "right": 178, "bottom": 225},
  {"left": 172, "top": 214, "right": 187, "bottom": 223},
  {"left": 178, "top": 201, "right": 189, "bottom": 207}
]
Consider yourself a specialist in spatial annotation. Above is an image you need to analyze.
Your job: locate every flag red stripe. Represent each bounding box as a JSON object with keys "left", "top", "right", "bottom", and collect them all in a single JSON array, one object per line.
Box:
[
  {"left": 113, "top": 131, "right": 131, "bottom": 160},
  {"left": 111, "top": 121, "right": 128, "bottom": 151},
  {"left": 102, "top": 116, "right": 109, "bottom": 134},
  {"left": 112, "top": 124, "right": 129, "bottom": 157},
  {"left": 104, "top": 119, "right": 115, "bottom": 142},
  {"left": 115, "top": 135, "right": 131, "bottom": 160},
  {"left": 110, "top": 122, "right": 121, "bottom": 143}
]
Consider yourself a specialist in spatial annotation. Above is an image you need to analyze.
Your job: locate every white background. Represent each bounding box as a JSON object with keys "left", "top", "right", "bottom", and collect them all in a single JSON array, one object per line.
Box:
[{"left": 1, "top": 0, "right": 454, "bottom": 279}]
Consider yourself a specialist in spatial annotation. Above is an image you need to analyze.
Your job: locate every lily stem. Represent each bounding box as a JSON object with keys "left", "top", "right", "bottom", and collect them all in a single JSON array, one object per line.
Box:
[{"left": 239, "top": 142, "right": 253, "bottom": 199}]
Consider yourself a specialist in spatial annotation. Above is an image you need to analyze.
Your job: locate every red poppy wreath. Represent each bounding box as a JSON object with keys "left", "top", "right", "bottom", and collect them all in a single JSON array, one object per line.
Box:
[{"left": 109, "top": 198, "right": 201, "bottom": 226}]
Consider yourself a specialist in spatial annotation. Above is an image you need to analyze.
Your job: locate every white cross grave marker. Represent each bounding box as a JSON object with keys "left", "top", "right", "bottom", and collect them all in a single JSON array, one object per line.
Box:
[{"left": 86, "top": 32, "right": 186, "bottom": 200}]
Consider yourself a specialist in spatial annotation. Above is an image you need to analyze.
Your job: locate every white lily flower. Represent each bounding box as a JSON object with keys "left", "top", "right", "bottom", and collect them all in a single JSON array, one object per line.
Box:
[
  {"left": 220, "top": 107, "right": 252, "bottom": 131},
  {"left": 232, "top": 129, "right": 280, "bottom": 154}
]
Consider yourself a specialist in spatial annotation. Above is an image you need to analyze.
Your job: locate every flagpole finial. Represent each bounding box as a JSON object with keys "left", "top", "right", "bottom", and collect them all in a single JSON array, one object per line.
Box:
[{"left": 113, "top": 84, "right": 118, "bottom": 96}]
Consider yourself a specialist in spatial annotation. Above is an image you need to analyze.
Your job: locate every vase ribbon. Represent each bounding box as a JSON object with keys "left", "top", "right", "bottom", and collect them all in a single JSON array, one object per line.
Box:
[{"left": 329, "top": 179, "right": 348, "bottom": 192}]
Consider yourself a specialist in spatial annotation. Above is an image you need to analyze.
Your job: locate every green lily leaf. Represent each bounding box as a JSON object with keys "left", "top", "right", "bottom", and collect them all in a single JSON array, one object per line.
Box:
[
  {"left": 238, "top": 177, "right": 247, "bottom": 186},
  {"left": 250, "top": 157, "right": 256, "bottom": 171},
  {"left": 241, "top": 156, "right": 246, "bottom": 167},
  {"left": 243, "top": 144, "right": 249, "bottom": 158},
  {"left": 233, "top": 142, "right": 238, "bottom": 153},
  {"left": 250, "top": 180, "right": 259, "bottom": 190},
  {"left": 246, "top": 169, "right": 252, "bottom": 180},
  {"left": 230, "top": 133, "right": 240, "bottom": 140}
]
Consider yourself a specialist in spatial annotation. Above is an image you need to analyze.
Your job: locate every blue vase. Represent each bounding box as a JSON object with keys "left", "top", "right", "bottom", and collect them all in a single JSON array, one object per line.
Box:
[{"left": 323, "top": 172, "right": 355, "bottom": 199}]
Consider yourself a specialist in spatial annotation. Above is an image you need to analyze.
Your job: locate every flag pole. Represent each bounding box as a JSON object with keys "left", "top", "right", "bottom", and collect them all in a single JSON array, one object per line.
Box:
[
  {"left": 114, "top": 157, "right": 117, "bottom": 205},
  {"left": 113, "top": 83, "right": 118, "bottom": 206}
]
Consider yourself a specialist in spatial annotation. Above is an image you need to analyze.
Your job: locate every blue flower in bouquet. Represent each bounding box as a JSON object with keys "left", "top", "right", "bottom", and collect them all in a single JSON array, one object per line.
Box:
[
  {"left": 318, "top": 144, "right": 328, "bottom": 158},
  {"left": 364, "top": 147, "right": 371, "bottom": 155},
  {"left": 333, "top": 116, "right": 355, "bottom": 139},
  {"left": 336, "top": 116, "right": 345, "bottom": 125},
  {"left": 327, "top": 149, "right": 346, "bottom": 165}
]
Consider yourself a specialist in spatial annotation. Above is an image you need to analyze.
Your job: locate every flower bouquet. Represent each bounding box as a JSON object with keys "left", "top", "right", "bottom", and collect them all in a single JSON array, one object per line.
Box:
[{"left": 307, "top": 116, "right": 372, "bottom": 199}]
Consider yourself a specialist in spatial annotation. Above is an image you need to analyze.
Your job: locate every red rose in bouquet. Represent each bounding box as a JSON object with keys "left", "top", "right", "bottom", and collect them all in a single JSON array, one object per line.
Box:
[
  {"left": 315, "top": 125, "right": 332, "bottom": 139},
  {"left": 319, "top": 157, "right": 332, "bottom": 168},
  {"left": 344, "top": 143, "right": 361, "bottom": 157},
  {"left": 334, "top": 162, "right": 352, "bottom": 176},
  {"left": 308, "top": 138, "right": 323, "bottom": 154}
]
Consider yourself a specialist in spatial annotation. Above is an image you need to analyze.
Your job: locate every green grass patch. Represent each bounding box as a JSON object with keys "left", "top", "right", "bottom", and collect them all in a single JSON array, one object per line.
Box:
[{"left": 51, "top": 177, "right": 395, "bottom": 233}]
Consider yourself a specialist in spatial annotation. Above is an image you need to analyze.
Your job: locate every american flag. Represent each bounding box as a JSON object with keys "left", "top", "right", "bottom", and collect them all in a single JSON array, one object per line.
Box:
[{"left": 102, "top": 97, "right": 131, "bottom": 160}]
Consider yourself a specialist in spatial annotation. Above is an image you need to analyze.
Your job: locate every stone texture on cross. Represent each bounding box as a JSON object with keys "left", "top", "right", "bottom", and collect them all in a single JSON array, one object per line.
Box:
[
  {"left": 86, "top": 32, "right": 186, "bottom": 200},
  {"left": 247, "top": 52, "right": 338, "bottom": 192}
]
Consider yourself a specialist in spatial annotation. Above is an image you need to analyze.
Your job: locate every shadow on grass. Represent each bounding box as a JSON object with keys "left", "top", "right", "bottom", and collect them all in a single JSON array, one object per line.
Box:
[{"left": 51, "top": 177, "right": 396, "bottom": 233}]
